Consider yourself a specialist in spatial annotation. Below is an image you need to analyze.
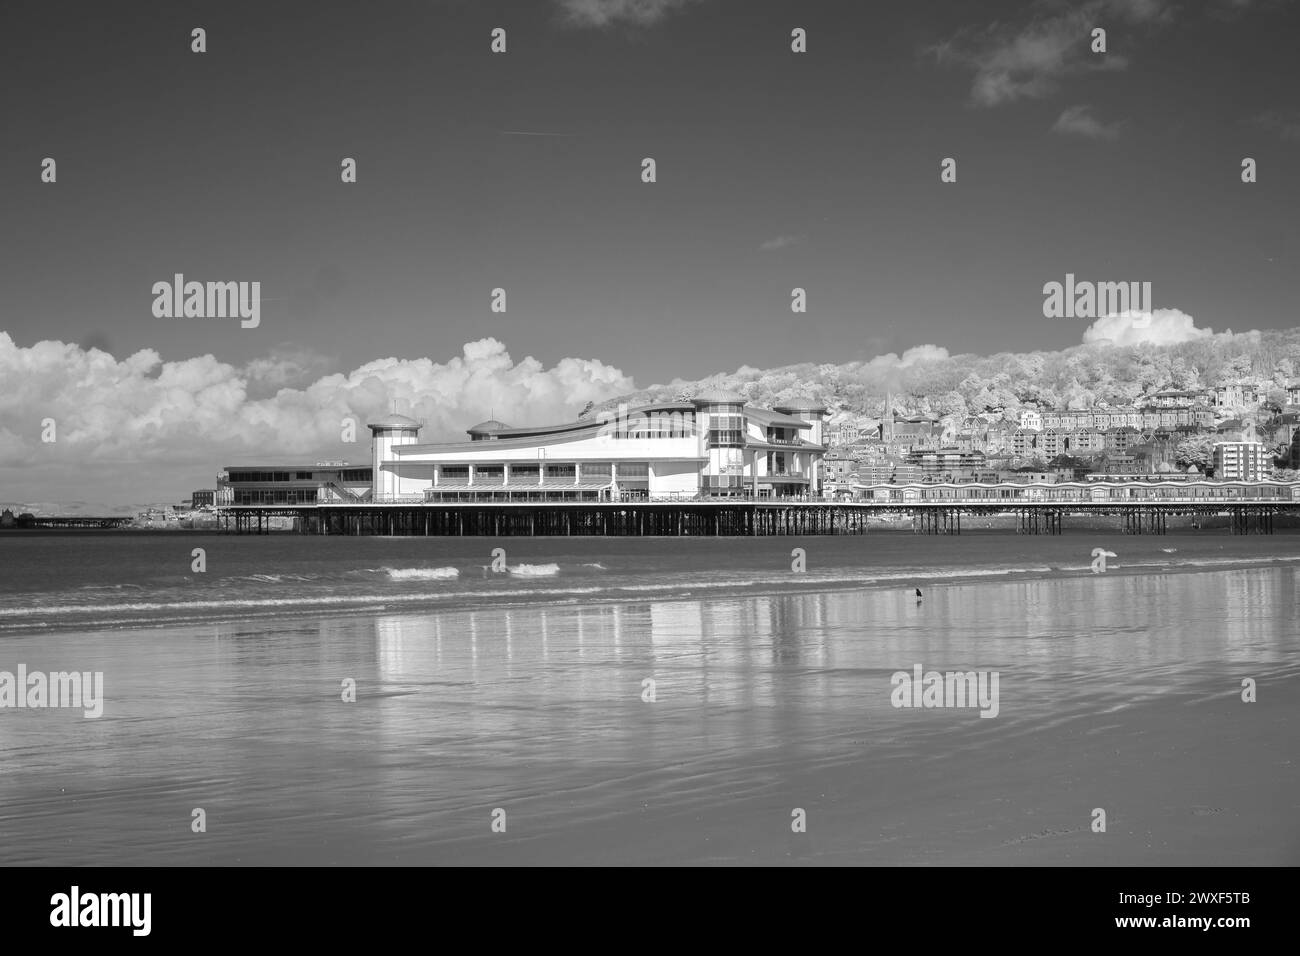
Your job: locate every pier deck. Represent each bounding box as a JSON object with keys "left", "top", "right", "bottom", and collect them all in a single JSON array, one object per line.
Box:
[{"left": 215, "top": 499, "right": 1296, "bottom": 536}]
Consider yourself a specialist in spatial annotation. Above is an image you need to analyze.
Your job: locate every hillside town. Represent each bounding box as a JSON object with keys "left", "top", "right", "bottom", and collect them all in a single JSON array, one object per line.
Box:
[{"left": 821, "top": 382, "right": 1300, "bottom": 494}]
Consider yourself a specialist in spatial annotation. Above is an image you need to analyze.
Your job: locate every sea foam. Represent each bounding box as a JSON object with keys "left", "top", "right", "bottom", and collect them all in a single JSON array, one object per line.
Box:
[
  {"left": 508, "top": 563, "right": 561, "bottom": 576},
  {"left": 384, "top": 567, "right": 460, "bottom": 580}
]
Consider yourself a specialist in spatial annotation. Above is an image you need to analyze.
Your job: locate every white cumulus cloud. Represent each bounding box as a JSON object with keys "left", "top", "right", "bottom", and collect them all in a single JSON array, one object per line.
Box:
[
  {"left": 864, "top": 344, "right": 951, "bottom": 371},
  {"left": 1081, "top": 309, "right": 1216, "bottom": 346},
  {"left": 0, "top": 336, "right": 633, "bottom": 503}
]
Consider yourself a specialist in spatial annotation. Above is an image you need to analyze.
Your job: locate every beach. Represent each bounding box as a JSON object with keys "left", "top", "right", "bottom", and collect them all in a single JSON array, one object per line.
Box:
[{"left": 0, "top": 532, "right": 1297, "bottom": 865}]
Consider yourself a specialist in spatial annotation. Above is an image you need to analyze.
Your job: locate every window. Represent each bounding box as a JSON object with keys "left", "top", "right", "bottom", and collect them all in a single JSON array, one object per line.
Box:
[
  {"left": 708, "top": 415, "right": 745, "bottom": 447},
  {"left": 615, "top": 462, "right": 649, "bottom": 478},
  {"left": 441, "top": 466, "right": 469, "bottom": 479},
  {"left": 545, "top": 464, "right": 575, "bottom": 478}
]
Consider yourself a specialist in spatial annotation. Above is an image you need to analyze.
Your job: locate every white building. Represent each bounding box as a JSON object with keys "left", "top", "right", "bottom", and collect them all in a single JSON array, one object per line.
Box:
[
  {"left": 1212, "top": 384, "right": 1263, "bottom": 408},
  {"left": 368, "top": 390, "right": 827, "bottom": 501},
  {"left": 1213, "top": 440, "right": 1268, "bottom": 481}
]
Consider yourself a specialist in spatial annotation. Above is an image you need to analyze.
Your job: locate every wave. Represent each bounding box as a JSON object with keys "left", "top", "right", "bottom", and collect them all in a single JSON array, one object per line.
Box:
[
  {"left": 233, "top": 573, "right": 318, "bottom": 583},
  {"left": 508, "top": 563, "right": 560, "bottom": 576},
  {"left": 0, "top": 585, "right": 609, "bottom": 621},
  {"left": 384, "top": 567, "right": 460, "bottom": 580}
]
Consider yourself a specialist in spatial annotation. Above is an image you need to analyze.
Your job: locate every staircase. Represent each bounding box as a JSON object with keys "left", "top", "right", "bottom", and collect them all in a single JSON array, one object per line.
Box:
[{"left": 318, "top": 480, "right": 371, "bottom": 503}]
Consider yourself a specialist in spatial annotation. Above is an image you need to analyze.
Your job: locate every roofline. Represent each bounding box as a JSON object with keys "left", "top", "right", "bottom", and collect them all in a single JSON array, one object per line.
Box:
[
  {"left": 747, "top": 441, "right": 827, "bottom": 452},
  {"left": 849, "top": 478, "right": 1294, "bottom": 488},
  {"left": 387, "top": 454, "right": 712, "bottom": 463},
  {"left": 478, "top": 402, "right": 700, "bottom": 440},
  {"left": 223, "top": 464, "right": 371, "bottom": 471}
]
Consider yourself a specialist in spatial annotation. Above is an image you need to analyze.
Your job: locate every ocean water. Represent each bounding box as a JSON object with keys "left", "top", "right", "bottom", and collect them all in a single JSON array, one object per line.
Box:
[
  {"left": 3, "top": 531, "right": 1299, "bottom": 634},
  {"left": 0, "top": 531, "right": 1297, "bottom": 865}
]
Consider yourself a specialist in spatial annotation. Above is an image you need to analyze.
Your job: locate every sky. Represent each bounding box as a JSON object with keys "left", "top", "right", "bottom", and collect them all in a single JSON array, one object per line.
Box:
[{"left": 1, "top": 0, "right": 1297, "bottom": 507}]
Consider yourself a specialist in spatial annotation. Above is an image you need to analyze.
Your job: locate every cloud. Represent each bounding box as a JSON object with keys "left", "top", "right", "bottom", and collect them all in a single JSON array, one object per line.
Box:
[
  {"left": 758, "top": 235, "right": 806, "bottom": 252},
  {"left": 555, "top": 0, "right": 702, "bottom": 28},
  {"left": 928, "top": 0, "right": 1167, "bottom": 107},
  {"left": 1081, "top": 309, "right": 1216, "bottom": 346},
  {"left": 864, "top": 344, "right": 951, "bottom": 371},
  {"left": 242, "top": 345, "right": 337, "bottom": 396},
  {"left": 0, "top": 336, "right": 633, "bottom": 499},
  {"left": 1051, "top": 104, "right": 1122, "bottom": 139},
  {"left": 1251, "top": 109, "right": 1300, "bottom": 142}
]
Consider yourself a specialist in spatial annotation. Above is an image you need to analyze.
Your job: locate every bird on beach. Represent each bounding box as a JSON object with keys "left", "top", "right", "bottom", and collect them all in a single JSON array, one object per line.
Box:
[{"left": 915, "top": 588, "right": 923, "bottom": 601}]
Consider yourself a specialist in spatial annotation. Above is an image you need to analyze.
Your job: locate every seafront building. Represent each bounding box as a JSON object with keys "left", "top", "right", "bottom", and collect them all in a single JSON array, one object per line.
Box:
[
  {"left": 1213, "top": 441, "right": 1268, "bottom": 481},
  {"left": 218, "top": 391, "right": 828, "bottom": 504},
  {"left": 216, "top": 463, "right": 374, "bottom": 506},
  {"left": 371, "top": 390, "right": 826, "bottom": 502}
]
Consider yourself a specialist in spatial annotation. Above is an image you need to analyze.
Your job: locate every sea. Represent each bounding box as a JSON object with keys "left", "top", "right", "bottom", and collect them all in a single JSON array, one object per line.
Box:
[{"left": 0, "top": 530, "right": 1297, "bottom": 865}]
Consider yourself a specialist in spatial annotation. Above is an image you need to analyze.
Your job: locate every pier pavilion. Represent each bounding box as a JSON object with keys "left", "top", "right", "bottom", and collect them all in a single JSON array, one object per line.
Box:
[{"left": 219, "top": 390, "right": 829, "bottom": 506}]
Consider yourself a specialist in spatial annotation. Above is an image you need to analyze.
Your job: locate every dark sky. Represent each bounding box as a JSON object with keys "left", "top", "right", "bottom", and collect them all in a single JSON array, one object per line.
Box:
[{"left": 3, "top": 0, "right": 1296, "bottom": 382}]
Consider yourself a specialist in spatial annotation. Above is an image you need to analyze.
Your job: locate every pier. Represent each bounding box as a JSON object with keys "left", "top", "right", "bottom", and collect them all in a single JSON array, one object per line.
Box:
[
  {"left": 221, "top": 501, "right": 873, "bottom": 536},
  {"left": 216, "top": 496, "right": 1297, "bottom": 537},
  {"left": 2, "top": 515, "right": 134, "bottom": 529}
]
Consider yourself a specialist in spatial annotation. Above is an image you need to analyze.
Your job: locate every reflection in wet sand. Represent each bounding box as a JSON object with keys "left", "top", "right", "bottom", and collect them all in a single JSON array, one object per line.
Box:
[{"left": 0, "top": 566, "right": 1296, "bottom": 865}]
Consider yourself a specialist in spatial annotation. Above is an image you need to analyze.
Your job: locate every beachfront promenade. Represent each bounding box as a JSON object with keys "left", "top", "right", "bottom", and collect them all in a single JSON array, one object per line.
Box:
[{"left": 215, "top": 479, "right": 1300, "bottom": 536}]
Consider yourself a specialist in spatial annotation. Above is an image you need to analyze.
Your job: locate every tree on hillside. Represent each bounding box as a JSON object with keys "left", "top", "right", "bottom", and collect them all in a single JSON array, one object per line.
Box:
[{"left": 1174, "top": 435, "right": 1215, "bottom": 472}]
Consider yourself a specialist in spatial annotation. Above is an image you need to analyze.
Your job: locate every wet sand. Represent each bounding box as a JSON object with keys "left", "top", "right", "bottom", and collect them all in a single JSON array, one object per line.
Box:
[{"left": 1, "top": 564, "right": 1296, "bottom": 865}]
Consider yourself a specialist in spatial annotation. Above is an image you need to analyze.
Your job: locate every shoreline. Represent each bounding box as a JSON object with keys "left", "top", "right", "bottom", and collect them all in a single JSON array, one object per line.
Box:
[{"left": 5, "top": 551, "right": 1297, "bottom": 637}]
